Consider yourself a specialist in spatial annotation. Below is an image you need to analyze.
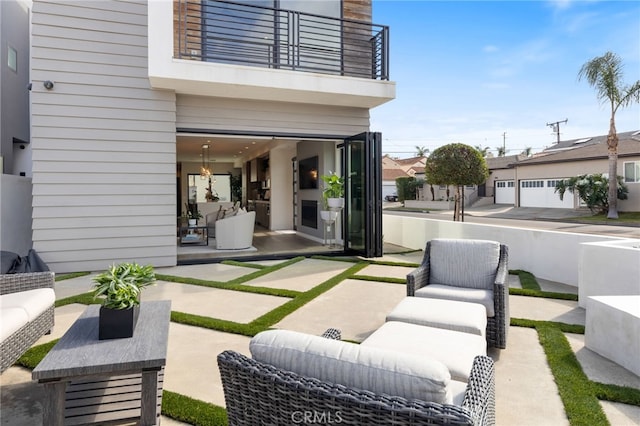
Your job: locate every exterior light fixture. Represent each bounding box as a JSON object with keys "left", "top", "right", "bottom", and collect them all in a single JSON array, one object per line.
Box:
[{"left": 43, "top": 80, "right": 54, "bottom": 90}]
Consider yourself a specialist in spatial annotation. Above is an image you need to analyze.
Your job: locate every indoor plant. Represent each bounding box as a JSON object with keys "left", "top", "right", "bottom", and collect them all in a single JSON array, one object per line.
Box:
[
  {"left": 92, "top": 262, "right": 156, "bottom": 339},
  {"left": 182, "top": 204, "right": 203, "bottom": 226},
  {"left": 321, "top": 172, "right": 345, "bottom": 209}
]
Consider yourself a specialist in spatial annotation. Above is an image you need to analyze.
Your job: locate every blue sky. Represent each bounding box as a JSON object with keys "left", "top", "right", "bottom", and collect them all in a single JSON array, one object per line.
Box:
[{"left": 370, "top": 0, "right": 640, "bottom": 157}]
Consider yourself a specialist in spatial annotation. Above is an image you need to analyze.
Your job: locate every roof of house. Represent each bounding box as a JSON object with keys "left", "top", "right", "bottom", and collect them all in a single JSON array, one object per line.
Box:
[
  {"left": 486, "top": 154, "right": 527, "bottom": 170},
  {"left": 383, "top": 168, "right": 412, "bottom": 180},
  {"left": 517, "top": 134, "right": 640, "bottom": 166},
  {"left": 543, "top": 129, "right": 640, "bottom": 152}
]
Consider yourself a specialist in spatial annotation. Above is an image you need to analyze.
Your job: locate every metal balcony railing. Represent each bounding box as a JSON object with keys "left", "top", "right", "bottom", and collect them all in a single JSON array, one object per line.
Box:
[{"left": 176, "top": 0, "right": 389, "bottom": 80}]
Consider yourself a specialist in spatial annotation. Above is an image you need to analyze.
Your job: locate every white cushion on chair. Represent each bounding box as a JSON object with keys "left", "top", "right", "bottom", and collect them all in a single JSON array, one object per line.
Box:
[
  {"left": 0, "top": 307, "right": 29, "bottom": 341},
  {"left": 250, "top": 329, "right": 454, "bottom": 404},
  {"left": 429, "top": 239, "right": 500, "bottom": 290},
  {"left": 416, "top": 284, "right": 495, "bottom": 317}
]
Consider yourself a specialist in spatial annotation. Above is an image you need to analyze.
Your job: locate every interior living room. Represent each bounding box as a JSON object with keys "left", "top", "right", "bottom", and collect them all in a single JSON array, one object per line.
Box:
[{"left": 176, "top": 134, "right": 347, "bottom": 262}]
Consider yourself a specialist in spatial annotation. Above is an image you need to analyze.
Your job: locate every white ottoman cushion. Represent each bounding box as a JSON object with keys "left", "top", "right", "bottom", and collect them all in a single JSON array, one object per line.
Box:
[
  {"left": 387, "top": 297, "right": 487, "bottom": 337},
  {"left": 0, "top": 307, "right": 29, "bottom": 341},
  {"left": 361, "top": 321, "right": 487, "bottom": 382},
  {"left": 0, "top": 289, "right": 55, "bottom": 321},
  {"left": 416, "top": 284, "right": 495, "bottom": 317},
  {"left": 250, "top": 329, "right": 454, "bottom": 404}
]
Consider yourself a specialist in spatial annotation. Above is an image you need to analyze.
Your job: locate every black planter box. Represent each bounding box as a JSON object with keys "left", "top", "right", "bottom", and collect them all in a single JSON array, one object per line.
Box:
[{"left": 99, "top": 305, "right": 139, "bottom": 340}]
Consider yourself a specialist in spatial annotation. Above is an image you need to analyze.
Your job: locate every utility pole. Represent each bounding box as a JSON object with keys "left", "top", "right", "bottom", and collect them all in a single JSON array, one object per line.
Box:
[
  {"left": 501, "top": 132, "right": 507, "bottom": 156},
  {"left": 546, "top": 119, "right": 568, "bottom": 144}
]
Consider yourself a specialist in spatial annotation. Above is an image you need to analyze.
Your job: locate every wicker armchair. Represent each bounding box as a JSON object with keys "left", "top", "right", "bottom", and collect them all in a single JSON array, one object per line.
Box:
[
  {"left": 407, "top": 239, "right": 509, "bottom": 349},
  {"left": 218, "top": 350, "right": 495, "bottom": 426},
  {"left": 1, "top": 271, "right": 55, "bottom": 372}
]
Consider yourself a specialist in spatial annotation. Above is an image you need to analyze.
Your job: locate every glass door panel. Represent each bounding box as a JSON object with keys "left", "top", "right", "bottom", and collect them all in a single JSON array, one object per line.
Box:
[{"left": 344, "top": 132, "right": 382, "bottom": 257}]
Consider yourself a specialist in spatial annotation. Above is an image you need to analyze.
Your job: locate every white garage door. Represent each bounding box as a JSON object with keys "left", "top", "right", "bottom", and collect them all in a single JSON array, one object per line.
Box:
[
  {"left": 520, "top": 179, "right": 574, "bottom": 208},
  {"left": 495, "top": 180, "right": 515, "bottom": 204}
]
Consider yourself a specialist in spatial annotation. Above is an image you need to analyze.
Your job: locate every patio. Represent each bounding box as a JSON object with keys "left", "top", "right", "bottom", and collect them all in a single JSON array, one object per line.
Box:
[{"left": 1, "top": 252, "right": 639, "bottom": 425}]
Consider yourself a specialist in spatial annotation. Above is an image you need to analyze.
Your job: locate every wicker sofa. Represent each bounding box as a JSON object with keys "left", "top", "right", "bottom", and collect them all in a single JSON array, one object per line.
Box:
[
  {"left": 218, "top": 327, "right": 495, "bottom": 425},
  {"left": 0, "top": 272, "right": 55, "bottom": 372}
]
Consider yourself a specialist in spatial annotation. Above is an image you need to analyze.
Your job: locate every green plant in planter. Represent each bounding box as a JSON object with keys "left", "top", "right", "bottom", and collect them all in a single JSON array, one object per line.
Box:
[
  {"left": 321, "top": 172, "right": 345, "bottom": 209},
  {"left": 93, "top": 262, "right": 156, "bottom": 309}
]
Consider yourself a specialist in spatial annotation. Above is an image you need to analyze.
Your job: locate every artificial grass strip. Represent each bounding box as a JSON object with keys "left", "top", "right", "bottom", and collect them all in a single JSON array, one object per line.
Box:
[
  {"left": 511, "top": 317, "right": 585, "bottom": 334},
  {"left": 510, "top": 269, "right": 540, "bottom": 290},
  {"left": 170, "top": 311, "right": 267, "bottom": 336},
  {"left": 510, "top": 287, "right": 578, "bottom": 301},
  {"left": 55, "top": 292, "right": 99, "bottom": 307},
  {"left": 162, "top": 390, "right": 227, "bottom": 426},
  {"left": 310, "top": 255, "right": 360, "bottom": 263},
  {"left": 55, "top": 271, "right": 91, "bottom": 281},
  {"left": 156, "top": 274, "right": 301, "bottom": 298},
  {"left": 592, "top": 382, "right": 640, "bottom": 407},
  {"left": 537, "top": 325, "right": 609, "bottom": 426},
  {"left": 365, "top": 259, "right": 421, "bottom": 268},
  {"left": 349, "top": 275, "right": 407, "bottom": 284},
  {"left": 221, "top": 259, "right": 266, "bottom": 269},
  {"left": 16, "top": 339, "right": 59, "bottom": 369}
]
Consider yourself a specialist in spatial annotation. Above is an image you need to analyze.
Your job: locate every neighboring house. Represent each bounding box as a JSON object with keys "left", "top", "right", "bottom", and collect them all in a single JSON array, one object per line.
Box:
[
  {"left": 380, "top": 155, "right": 425, "bottom": 199},
  {"left": 486, "top": 130, "right": 640, "bottom": 211},
  {"left": 0, "top": 0, "right": 395, "bottom": 272}
]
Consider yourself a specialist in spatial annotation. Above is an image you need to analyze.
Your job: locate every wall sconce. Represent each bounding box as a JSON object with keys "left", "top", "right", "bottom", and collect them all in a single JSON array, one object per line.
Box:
[{"left": 43, "top": 80, "right": 54, "bottom": 90}]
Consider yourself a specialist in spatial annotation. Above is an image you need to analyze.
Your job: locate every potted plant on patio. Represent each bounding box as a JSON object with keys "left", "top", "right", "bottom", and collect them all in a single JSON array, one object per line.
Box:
[
  {"left": 93, "top": 262, "right": 156, "bottom": 340},
  {"left": 321, "top": 172, "right": 345, "bottom": 210}
]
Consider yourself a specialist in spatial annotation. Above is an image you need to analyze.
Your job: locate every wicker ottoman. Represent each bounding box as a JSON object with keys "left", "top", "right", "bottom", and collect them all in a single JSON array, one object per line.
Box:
[{"left": 386, "top": 297, "right": 487, "bottom": 338}]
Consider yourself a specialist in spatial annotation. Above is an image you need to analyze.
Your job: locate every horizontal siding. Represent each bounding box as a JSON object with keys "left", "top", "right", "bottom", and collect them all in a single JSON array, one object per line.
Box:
[
  {"left": 31, "top": 0, "right": 177, "bottom": 273},
  {"left": 176, "top": 95, "right": 370, "bottom": 137}
]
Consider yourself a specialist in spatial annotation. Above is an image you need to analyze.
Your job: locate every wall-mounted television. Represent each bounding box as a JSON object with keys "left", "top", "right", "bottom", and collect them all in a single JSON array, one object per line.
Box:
[{"left": 298, "top": 156, "right": 318, "bottom": 189}]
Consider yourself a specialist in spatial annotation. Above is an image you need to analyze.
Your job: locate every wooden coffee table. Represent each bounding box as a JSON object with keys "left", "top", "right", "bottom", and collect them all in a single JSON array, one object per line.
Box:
[{"left": 32, "top": 300, "right": 171, "bottom": 426}]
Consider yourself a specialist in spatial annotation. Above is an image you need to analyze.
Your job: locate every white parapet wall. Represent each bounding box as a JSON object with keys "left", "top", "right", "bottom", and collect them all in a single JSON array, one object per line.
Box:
[
  {"left": 382, "top": 214, "right": 634, "bottom": 287},
  {"left": 578, "top": 240, "right": 640, "bottom": 308},
  {"left": 585, "top": 295, "right": 640, "bottom": 377}
]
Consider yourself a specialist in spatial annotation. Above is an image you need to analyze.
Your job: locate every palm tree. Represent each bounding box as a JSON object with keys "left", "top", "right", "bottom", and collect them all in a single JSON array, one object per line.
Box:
[
  {"left": 475, "top": 145, "right": 490, "bottom": 158},
  {"left": 578, "top": 51, "right": 640, "bottom": 218},
  {"left": 495, "top": 146, "right": 506, "bottom": 157},
  {"left": 521, "top": 147, "right": 532, "bottom": 157},
  {"left": 415, "top": 146, "right": 429, "bottom": 157}
]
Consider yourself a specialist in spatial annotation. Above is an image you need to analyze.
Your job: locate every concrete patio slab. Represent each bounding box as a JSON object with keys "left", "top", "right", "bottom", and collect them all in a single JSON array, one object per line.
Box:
[
  {"left": 242, "top": 258, "right": 352, "bottom": 292},
  {"left": 34, "top": 304, "right": 85, "bottom": 346},
  {"left": 274, "top": 278, "right": 406, "bottom": 341},
  {"left": 52, "top": 274, "right": 96, "bottom": 299},
  {"left": 491, "top": 326, "right": 569, "bottom": 426},
  {"left": 155, "top": 263, "right": 253, "bottom": 282},
  {"left": 142, "top": 281, "right": 289, "bottom": 323},
  {"left": 510, "top": 294, "right": 585, "bottom": 325},
  {"left": 164, "top": 323, "right": 251, "bottom": 407}
]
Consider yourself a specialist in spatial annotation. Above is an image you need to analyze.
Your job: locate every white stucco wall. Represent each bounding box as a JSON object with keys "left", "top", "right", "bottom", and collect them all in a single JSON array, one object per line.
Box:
[
  {"left": 382, "top": 214, "right": 632, "bottom": 286},
  {"left": 578, "top": 240, "right": 640, "bottom": 307}
]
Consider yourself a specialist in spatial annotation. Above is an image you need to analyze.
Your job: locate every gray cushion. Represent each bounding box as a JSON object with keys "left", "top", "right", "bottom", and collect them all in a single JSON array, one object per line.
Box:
[
  {"left": 361, "top": 321, "right": 487, "bottom": 382},
  {"left": 250, "top": 329, "right": 454, "bottom": 404},
  {"left": 416, "top": 284, "right": 495, "bottom": 317},
  {"left": 429, "top": 239, "right": 500, "bottom": 289}
]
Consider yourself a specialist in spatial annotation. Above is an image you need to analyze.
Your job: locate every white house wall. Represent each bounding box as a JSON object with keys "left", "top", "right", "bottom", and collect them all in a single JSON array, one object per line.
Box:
[
  {"left": 31, "top": 0, "right": 177, "bottom": 273},
  {"left": 176, "top": 95, "right": 370, "bottom": 137}
]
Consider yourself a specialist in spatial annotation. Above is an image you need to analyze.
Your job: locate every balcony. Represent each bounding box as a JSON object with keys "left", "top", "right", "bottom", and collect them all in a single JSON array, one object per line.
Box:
[
  {"left": 175, "top": 0, "right": 389, "bottom": 80},
  {"left": 148, "top": 0, "right": 395, "bottom": 108}
]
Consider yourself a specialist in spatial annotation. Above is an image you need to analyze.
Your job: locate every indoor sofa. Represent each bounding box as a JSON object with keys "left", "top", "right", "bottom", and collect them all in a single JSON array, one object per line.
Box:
[{"left": 0, "top": 271, "right": 55, "bottom": 372}]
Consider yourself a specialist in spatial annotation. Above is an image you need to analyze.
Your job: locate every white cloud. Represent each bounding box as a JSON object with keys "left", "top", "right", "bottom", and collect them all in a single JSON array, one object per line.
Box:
[{"left": 483, "top": 45, "right": 499, "bottom": 53}]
